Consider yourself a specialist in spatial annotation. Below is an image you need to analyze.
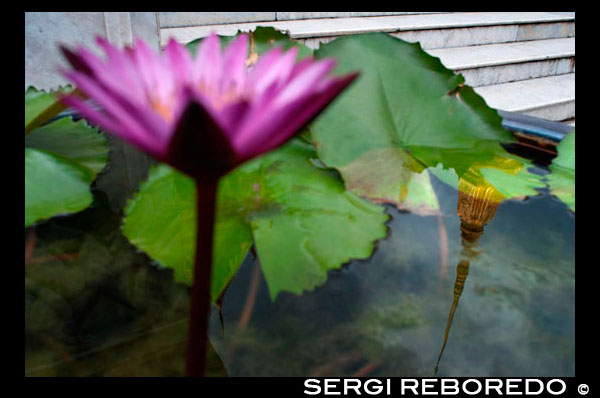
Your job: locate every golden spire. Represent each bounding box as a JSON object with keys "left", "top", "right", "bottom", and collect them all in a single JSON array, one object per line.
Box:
[
  {"left": 435, "top": 259, "right": 470, "bottom": 375},
  {"left": 457, "top": 155, "right": 521, "bottom": 244},
  {"left": 435, "top": 154, "right": 521, "bottom": 375}
]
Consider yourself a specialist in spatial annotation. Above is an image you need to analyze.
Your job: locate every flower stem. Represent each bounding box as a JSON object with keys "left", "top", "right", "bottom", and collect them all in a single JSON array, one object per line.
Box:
[{"left": 185, "top": 176, "right": 218, "bottom": 377}]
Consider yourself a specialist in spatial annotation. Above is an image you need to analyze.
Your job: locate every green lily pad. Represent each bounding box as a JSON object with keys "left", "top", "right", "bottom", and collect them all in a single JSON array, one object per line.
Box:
[
  {"left": 310, "top": 33, "right": 535, "bottom": 210},
  {"left": 123, "top": 139, "right": 389, "bottom": 301},
  {"left": 552, "top": 131, "right": 575, "bottom": 170},
  {"left": 25, "top": 117, "right": 109, "bottom": 175},
  {"left": 547, "top": 131, "right": 575, "bottom": 212},
  {"left": 25, "top": 86, "right": 72, "bottom": 135},
  {"left": 479, "top": 166, "right": 546, "bottom": 199},
  {"left": 429, "top": 149, "right": 546, "bottom": 201},
  {"left": 546, "top": 169, "right": 575, "bottom": 212},
  {"left": 121, "top": 164, "right": 254, "bottom": 298},
  {"left": 25, "top": 148, "right": 95, "bottom": 227},
  {"left": 186, "top": 26, "right": 313, "bottom": 61},
  {"left": 251, "top": 26, "right": 313, "bottom": 58},
  {"left": 25, "top": 88, "right": 109, "bottom": 227},
  {"left": 335, "top": 147, "right": 440, "bottom": 215}
]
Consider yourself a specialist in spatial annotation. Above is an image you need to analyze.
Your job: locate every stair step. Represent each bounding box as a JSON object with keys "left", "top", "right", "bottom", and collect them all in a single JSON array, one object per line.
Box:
[
  {"left": 276, "top": 12, "right": 445, "bottom": 21},
  {"left": 428, "top": 38, "right": 575, "bottom": 87},
  {"left": 161, "top": 12, "right": 574, "bottom": 49},
  {"left": 158, "top": 12, "right": 446, "bottom": 28},
  {"left": 474, "top": 74, "right": 575, "bottom": 121},
  {"left": 158, "top": 13, "right": 575, "bottom": 123},
  {"left": 389, "top": 20, "right": 573, "bottom": 50}
]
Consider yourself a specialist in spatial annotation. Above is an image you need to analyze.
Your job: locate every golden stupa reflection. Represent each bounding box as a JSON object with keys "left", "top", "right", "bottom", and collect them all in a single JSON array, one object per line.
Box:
[{"left": 435, "top": 155, "right": 523, "bottom": 375}]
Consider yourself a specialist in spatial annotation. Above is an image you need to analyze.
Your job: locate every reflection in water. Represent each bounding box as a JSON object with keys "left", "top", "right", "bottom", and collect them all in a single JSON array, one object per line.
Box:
[
  {"left": 25, "top": 152, "right": 574, "bottom": 376},
  {"left": 434, "top": 157, "right": 520, "bottom": 375},
  {"left": 435, "top": 259, "right": 469, "bottom": 375},
  {"left": 24, "top": 193, "right": 229, "bottom": 376}
]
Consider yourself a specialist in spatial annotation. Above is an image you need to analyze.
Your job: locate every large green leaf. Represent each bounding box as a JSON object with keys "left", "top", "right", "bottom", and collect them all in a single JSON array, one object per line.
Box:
[
  {"left": 25, "top": 148, "right": 95, "bottom": 227},
  {"left": 309, "top": 34, "right": 545, "bottom": 209},
  {"left": 123, "top": 139, "right": 389, "bottom": 301},
  {"left": 546, "top": 131, "right": 575, "bottom": 212}
]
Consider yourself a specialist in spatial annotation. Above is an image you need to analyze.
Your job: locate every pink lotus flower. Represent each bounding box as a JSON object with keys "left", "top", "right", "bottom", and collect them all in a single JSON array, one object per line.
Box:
[
  {"left": 60, "top": 33, "right": 357, "bottom": 178},
  {"left": 60, "top": 33, "right": 357, "bottom": 378}
]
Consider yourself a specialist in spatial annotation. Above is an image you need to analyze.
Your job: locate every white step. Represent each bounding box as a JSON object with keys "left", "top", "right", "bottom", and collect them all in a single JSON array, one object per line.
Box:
[
  {"left": 428, "top": 38, "right": 575, "bottom": 87},
  {"left": 158, "top": 13, "right": 575, "bottom": 123},
  {"left": 474, "top": 74, "right": 575, "bottom": 121},
  {"left": 275, "top": 12, "right": 445, "bottom": 21},
  {"left": 158, "top": 12, "right": 445, "bottom": 28},
  {"left": 388, "top": 20, "right": 573, "bottom": 50},
  {"left": 160, "top": 12, "right": 574, "bottom": 50},
  {"left": 159, "top": 12, "right": 277, "bottom": 28}
]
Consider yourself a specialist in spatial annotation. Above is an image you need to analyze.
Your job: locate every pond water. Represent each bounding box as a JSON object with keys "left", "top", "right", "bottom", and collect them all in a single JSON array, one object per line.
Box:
[{"left": 24, "top": 158, "right": 574, "bottom": 377}]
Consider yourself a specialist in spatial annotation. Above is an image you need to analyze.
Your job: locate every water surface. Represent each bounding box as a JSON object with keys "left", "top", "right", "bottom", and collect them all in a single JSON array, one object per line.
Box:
[{"left": 24, "top": 164, "right": 574, "bottom": 377}]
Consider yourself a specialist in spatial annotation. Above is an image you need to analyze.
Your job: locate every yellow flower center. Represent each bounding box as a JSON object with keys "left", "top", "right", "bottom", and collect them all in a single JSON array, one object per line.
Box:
[{"left": 150, "top": 99, "right": 175, "bottom": 122}]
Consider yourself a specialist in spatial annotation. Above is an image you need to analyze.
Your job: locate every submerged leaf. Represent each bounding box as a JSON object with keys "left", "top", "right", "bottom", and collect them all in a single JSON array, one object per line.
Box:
[{"left": 123, "top": 139, "right": 389, "bottom": 301}]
